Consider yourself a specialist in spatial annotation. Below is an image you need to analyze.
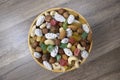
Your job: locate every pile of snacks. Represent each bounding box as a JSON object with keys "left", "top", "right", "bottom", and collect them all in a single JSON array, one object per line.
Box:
[{"left": 28, "top": 8, "right": 92, "bottom": 72}]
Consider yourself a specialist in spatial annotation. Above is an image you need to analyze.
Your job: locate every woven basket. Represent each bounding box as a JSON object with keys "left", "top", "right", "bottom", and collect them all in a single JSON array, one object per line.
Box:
[{"left": 28, "top": 8, "right": 93, "bottom": 72}]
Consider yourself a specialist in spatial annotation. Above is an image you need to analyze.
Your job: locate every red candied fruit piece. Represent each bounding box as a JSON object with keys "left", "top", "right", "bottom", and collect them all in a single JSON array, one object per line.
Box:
[
  {"left": 74, "top": 48, "right": 80, "bottom": 56},
  {"left": 69, "top": 37, "right": 76, "bottom": 44},
  {"left": 50, "top": 19, "right": 58, "bottom": 26},
  {"left": 59, "top": 59, "right": 68, "bottom": 66}
]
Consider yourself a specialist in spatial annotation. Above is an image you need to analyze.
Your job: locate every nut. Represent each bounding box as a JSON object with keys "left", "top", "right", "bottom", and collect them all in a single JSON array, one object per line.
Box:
[
  {"left": 77, "top": 27, "right": 83, "bottom": 34},
  {"left": 68, "top": 56, "right": 81, "bottom": 68},
  {"left": 87, "top": 32, "right": 92, "bottom": 42},
  {"left": 67, "top": 43, "right": 72, "bottom": 48},
  {"left": 36, "top": 36, "right": 42, "bottom": 42},
  {"left": 39, "top": 23, "right": 46, "bottom": 29},
  {"left": 55, "top": 39, "right": 61, "bottom": 46},
  {"left": 63, "top": 12, "right": 69, "bottom": 18},
  {"left": 77, "top": 44, "right": 85, "bottom": 51},
  {"left": 42, "top": 28, "right": 48, "bottom": 34},
  {"left": 80, "top": 40, "right": 87, "bottom": 47},
  {"left": 68, "top": 25, "right": 78, "bottom": 31},
  {"left": 50, "top": 26, "right": 59, "bottom": 33},
  {"left": 42, "top": 54, "right": 50, "bottom": 61},
  {"left": 58, "top": 49, "right": 64, "bottom": 54},
  {"left": 35, "top": 47, "right": 42, "bottom": 52},
  {"left": 50, "top": 10, "right": 56, "bottom": 16},
  {"left": 52, "top": 62, "right": 61, "bottom": 70},
  {"left": 49, "top": 57, "right": 56, "bottom": 64},
  {"left": 44, "top": 12, "right": 49, "bottom": 16},
  {"left": 59, "top": 27, "right": 66, "bottom": 39},
  {"left": 45, "top": 15, "right": 52, "bottom": 22},
  {"left": 32, "top": 41, "right": 39, "bottom": 49},
  {"left": 62, "top": 54, "right": 68, "bottom": 60},
  {"left": 40, "top": 36, "right": 46, "bottom": 43},
  {"left": 58, "top": 22, "right": 63, "bottom": 27},
  {"left": 30, "top": 25, "right": 36, "bottom": 37},
  {"left": 85, "top": 45, "right": 90, "bottom": 51},
  {"left": 44, "top": 39, "right": 55, "bottom": 45},
  {"left": 58, "top": 8, "right": 66, "bottom": 14}
]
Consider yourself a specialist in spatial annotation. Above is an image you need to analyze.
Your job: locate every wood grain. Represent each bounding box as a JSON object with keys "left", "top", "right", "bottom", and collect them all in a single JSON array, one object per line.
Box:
[{"left": 0, "top": 0, "right": 120, "bottom": 80}]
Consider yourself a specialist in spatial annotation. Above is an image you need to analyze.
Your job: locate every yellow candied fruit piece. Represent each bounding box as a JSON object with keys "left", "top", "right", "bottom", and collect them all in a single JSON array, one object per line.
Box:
[{"left": 71, "top": 46, "right": 76, "bottom": 52}]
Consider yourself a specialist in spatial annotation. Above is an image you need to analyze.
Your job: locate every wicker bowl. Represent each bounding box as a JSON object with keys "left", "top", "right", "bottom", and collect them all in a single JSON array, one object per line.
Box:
[{"left": 28, "top": 8, "right": 92, "bottom": 72}]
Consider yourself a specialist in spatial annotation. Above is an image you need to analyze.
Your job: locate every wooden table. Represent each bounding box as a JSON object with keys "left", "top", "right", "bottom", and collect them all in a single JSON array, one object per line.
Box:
[{"left": 0, "top": 0, "right": 120, "bottom": 80}]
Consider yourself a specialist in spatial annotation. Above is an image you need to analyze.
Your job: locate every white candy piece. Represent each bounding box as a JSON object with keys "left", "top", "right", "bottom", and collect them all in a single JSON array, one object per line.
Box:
[
  {"left": 63, "top": 48, "right": 73, "bottom": 56},
  {"left": 43, "top": 61, "right": 52, "bottom": 70},
  {"left": 81, "top": 50, "right": 89, "bottom": 58},
  {"left": 34, "top": 52, "right": 41, "bottom": 58},
  {"left": 36, "top": 15, "right": 45, "bottom": 26},
  {"left": 61, "top": 38, "right": 69, "bottom": 43},
  {"left": 46, "top": 22, "right": 51, "bottom": 29},
  {"left": 67, "top": 15, "right": 75, "bottom": 24},
  {"left": 35, "top": 29, "right": 43, "bottom": 37},
  {"left": 82, "top": 24, "right": 90, "bottom": 33},
  {"left": 30, "top": 25, "right": 36, "bottom": 37},
  {"left": 66, "top": 28, "right": 72, "bottom": 37},
  {"left": 54, "top": 13, "right": 65, "bottom": 22},
  {"left": 56, "top": 33, "right": 60, "bottom": 37},
  {"left": 45, "top": 33, "right": 57, "bottom": 39},
  {"left": 50, "top": 46, "right": 58, "bottom": 57}
]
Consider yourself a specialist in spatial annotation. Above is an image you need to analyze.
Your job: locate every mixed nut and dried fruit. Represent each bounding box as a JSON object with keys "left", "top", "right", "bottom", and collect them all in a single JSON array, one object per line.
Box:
[{"left": 29, "top": 8, "right": 92, "bottom": 72}]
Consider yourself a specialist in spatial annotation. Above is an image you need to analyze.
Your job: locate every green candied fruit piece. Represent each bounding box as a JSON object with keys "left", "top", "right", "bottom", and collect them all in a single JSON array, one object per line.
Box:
[
  {"left": 47, "top": 45, "right": 54, "bottom": 52},
  {"left": 56, "top": 55, "right": 61, "bottom": 61},
  {"left": 63, "top": 20, "right": 68, "bottom": 30},
  {"left": 40, "top": 43, "right": 47, "bottom": 50},
  {"left": 81, "top": 32, "right": 88, "bottom": 39},
  {"left": 60, "top": 43, "right": 67, "bottom": 48}
]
